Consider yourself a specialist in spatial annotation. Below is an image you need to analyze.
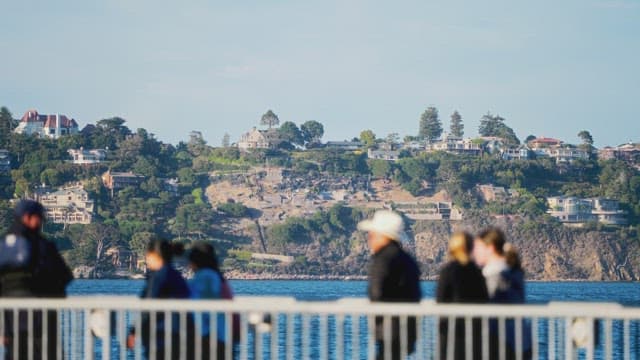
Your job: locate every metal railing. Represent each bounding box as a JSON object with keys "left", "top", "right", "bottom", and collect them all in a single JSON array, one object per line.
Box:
[{"left": 0, "top": 296, "right": 639, "bottom": 359}]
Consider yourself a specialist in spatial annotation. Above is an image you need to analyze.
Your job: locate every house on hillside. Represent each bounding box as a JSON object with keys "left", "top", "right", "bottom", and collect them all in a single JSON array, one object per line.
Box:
[
  {"left": 547, "top": 196, "right": 626, "bottom": 225},
  {"left": 237, "top": 127, "right": 281, "bottom": 150},
  {"left": 368, "top": 148, "right": 400, "bottom": 161},
  {"left": 528, "top": 137, "right": 563, "bottom": 149},
  {"left": 30, "top": 184, "right": 94, "bottom": 225},
  {"left": 599, "top": 143, "right": 640, "bottom": 164},
  {"left": 393, "top": 201, "right": 462, "bottom": 221},
  {"left": 0, "top": 149, "right": 10, "bottom": 172},
  {"left": 426, "top": 133, "right": 482, "bottom": 156},
  {"left": 68, "top": 148, "right": 107, "bottom": 164},
  {"left": 324, "top": 141, "right": 363, "bottom": 151},
  {"left": 102, "top": 170, "right": 145, "bottom": 193},
  {"left": 500, "top": 145, "right": 532, "bottom": 160},
  {"left": 476, "top": 184, "right": 514, "bottom": 202},
  {"left": 14, "top": 110, "right": 79, "bottom": 139},
  {"left": 543, "top": 147, "right": 589, "bottom": 163},
  {"left": 528, "top": 137, "right": 588, "bottom": 163}
]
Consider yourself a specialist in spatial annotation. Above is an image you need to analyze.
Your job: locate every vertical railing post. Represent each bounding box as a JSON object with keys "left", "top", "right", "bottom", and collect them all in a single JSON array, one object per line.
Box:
[{"left": 83, "top": 309, "right": 94, "bottom": 360}]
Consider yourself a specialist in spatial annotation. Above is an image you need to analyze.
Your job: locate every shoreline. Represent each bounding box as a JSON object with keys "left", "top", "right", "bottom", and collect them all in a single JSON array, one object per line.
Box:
[{"left": 80, "top": 274, "right": 638, "bottom": 282}]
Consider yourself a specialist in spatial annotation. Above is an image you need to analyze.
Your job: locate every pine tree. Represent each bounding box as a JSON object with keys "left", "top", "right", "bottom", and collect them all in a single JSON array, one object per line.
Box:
[
  {"left": 418, "top": 107, "right": 442, "bottom": 142},
  {"left": 449, "top": 110, "right": 464, "bottom": 137}
]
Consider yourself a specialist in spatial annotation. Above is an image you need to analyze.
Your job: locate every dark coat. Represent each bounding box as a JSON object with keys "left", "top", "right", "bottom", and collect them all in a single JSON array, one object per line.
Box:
[
  {"left": 490, "top": 267, "right": 532, "bottom": 359},
  {"left": 0, "top": 222, "right": 73, "bottom": 298},
  {"left": 368, "top": 241, "right": 421, "bottom": 357},
  {"left": 0, "top": 222, "right": 73, "bottom": 359},
  {"left": 135, "top": 264, "right": 194, "bottom": 360},
  {"left": 436, "top": 261, "right": 488, "bottom": 360}
]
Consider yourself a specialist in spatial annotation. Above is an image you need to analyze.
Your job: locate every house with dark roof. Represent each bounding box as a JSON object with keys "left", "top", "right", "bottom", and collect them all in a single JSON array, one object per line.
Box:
[{"left": 14, "top": 109, "right": 79, "bottom": 139}]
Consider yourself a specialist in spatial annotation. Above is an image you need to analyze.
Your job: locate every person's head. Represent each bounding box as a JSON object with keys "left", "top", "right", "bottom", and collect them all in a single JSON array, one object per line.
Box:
[
  {"left": 357, "top": 210, "right": 406, "bottom": 254},
  {"left": 14, "top": 200, "right": 46, "bottom": 231},
  {"left": 478, "top": 227, "right": 506, "bottom": 259},
  {"left": 449, "top": 232, "right": 473, "bottom": 265},
  {"left": 145, "top": 238, "right": 183, "bottom": 271},
  {"left": 188, "top": 242, "right": 220, "bottom": 272},
  {"left": 504, "top": 243, "right": 522, "bottom": 271}
]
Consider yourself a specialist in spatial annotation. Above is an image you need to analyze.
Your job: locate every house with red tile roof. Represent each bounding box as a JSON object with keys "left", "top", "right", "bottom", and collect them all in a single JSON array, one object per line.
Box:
[{"left": 14, "top": 109, "right": 79, "bottom": 139}]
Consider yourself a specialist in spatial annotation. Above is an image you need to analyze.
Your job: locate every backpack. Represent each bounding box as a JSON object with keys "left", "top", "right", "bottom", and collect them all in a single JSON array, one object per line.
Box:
[{"left": 221, "top": 279, "right": 241, "bottom": 343}]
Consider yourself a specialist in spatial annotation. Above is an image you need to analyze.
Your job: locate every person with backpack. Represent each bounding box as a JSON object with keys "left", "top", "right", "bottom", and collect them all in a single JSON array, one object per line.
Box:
[
  {"left": 188, "top": 241, "right": 234, "bottom": 359},
  {"left": 127, "top": 238, "right": 193, "bottom": 359},
  {"left": 476, "top": 228, "right": 532, "bottom": 360},
  {"left": 0, "top": 200, "right": 73, "bottom": 359}
]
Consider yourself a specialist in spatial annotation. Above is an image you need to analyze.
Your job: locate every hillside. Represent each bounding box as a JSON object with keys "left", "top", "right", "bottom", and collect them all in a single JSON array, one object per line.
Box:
[{"left": 0, "top": 106, "right": 639, "bottom": 280}]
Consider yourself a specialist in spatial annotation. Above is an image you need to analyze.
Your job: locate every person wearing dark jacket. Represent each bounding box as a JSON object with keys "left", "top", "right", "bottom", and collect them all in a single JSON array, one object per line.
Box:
[
  {"left": 127, "top": 239, "right": 193, "bottom": 360},
  {"left": 0, "top": 200, "right": 73, "bottom": 359},
  {"left": 436, "top": 232, "right": 488, "bottom": 360},
  {"left": 358, "top": 210, "right": 421, "bottom": 360}
]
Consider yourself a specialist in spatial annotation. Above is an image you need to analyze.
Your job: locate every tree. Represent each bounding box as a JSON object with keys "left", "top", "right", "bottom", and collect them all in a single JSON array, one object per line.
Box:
[
  {"left": 359, "top": 130, "right": 377, "bottom": 148},
  {"left": 479, "top": 112, "right": 520, "bottom": 145},
  {"left": 0, "top": 107, "right": 14, "bottom": 148},
  {"left": 278, "top": 121, "right": 304, "bottom": 146},
  {"left": 260, "top": 110, "right": 280, "bottom": 129},
  {"left": 300, "top": 120, "right": 324, "bottom": 145},
  {"left": 221, "top": 133, "right": 230, "bottom": 148},
  {"left": 578, "top": 130, "right": 594, "bottom": 146},
  {"left": 449, "top": 110, "right": 464, "bottom": 137},
  {"left": 385, "top": 133, "right": 400, "bottom": 146},
  {"left": 418, "top": 107, "right": 442, "bottom": 141}
]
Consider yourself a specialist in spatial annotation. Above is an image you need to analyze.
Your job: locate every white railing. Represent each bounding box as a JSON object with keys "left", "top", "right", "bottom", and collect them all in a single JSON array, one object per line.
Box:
[{"left": 0, "top": 296, "right": 639, "bottom": 359}]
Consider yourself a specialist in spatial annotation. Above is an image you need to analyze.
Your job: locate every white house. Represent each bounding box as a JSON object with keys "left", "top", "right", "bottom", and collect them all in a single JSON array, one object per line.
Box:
[
  {"left": 547, "top": 196, "right": 626, "bottom": 225},
  {"left": 68, "top": 148, "right": 107, "bottom": 164},
  {"left": 368, "top": 147, "right": 400, "bottom": 161},
  {"left": 14, "top": 110, "right": 79, "bottom": 139},
  {"left": 426, "top": 133, "right": 482, "bottom": 156}
]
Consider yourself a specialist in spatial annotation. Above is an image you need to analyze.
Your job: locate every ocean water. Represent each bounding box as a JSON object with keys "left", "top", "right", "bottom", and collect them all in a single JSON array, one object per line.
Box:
[
  {"left": 55, "top": 280, "right": 640, "bottom": 359},
  {"left": 68, "top": 279, "right": 640, "bottom": 305}
]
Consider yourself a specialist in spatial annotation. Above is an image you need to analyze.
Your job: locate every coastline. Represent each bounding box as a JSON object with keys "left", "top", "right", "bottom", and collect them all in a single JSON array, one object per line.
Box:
[{"left": 86, "top": 272, "right": 638, "bottom": 282}]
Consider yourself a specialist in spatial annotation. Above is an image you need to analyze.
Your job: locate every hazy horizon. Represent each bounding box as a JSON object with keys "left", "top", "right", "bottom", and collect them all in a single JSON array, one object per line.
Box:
[{"left": 1, "top": 1, "right": 638, "bottom": 147}]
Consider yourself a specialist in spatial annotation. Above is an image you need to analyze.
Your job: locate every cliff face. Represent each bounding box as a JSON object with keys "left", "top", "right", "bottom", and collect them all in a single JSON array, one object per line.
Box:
[
  {"left": 250, "top": 216, "right": 640, "bottom": 281},
  {"left": 411, "top": 217, "right": 640, "bottom": 281}
]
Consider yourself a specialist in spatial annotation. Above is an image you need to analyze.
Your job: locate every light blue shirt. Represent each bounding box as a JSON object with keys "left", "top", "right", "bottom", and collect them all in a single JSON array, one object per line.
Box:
[{"left": 189, "top": 269, "right": 225, "bottom": 341}]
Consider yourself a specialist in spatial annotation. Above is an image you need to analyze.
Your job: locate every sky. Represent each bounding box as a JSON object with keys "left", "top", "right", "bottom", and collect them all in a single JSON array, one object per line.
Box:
[{"left": 1, "top": 0, "right": 638, "bottom": 147}]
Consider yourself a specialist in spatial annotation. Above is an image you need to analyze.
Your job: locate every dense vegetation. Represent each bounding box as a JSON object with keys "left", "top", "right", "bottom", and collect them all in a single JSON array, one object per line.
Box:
[{"left": 1, "top": 104, "right": 639, "bottom": 278}]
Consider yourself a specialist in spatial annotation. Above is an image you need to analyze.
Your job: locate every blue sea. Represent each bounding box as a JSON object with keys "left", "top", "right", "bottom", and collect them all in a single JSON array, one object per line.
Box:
[{"left": 68, "top": 280, "right": 640, "bottom": 305}]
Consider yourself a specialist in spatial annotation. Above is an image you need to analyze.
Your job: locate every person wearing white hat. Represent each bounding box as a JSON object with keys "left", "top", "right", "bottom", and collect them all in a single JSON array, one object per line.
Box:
[{"left": 358, "top": 210, "right": 421, "bottom": 360}]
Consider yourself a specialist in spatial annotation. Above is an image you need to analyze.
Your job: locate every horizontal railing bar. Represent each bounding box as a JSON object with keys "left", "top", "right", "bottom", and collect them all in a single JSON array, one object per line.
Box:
[{"left": 0, "top": 297, "right": 638, "bottom": 319}]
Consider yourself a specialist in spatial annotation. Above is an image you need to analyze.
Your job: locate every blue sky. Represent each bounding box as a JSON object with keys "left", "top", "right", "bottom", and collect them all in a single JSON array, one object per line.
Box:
[{"left": 1, "top": 0, "right": 638, "bottom": 146}]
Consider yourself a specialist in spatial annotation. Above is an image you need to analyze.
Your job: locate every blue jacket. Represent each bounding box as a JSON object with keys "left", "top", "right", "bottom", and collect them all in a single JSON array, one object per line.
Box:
[{"left": 189, "top": 268, "right": 226, "bottom": 341}]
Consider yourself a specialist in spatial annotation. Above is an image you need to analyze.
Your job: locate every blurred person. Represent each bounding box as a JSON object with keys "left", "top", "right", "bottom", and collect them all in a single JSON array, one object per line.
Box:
[
  {"left": 477, "top": 228, "right": 532, "bottom": 360},
  {"left": 358, "top": 210, "right": 421, "bottom": 360},
  {"left": 188, "top": 241, "right": 229, "bottom": 360},
  {"left": 0, "top": 200, "right": 73, "bottom": 359},
  {"left": 127, "top": 238, "right": 193, "bottom": 360},
  {"left": 436, "top": 232, "right": 488, "bottom": 360}
]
